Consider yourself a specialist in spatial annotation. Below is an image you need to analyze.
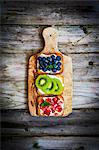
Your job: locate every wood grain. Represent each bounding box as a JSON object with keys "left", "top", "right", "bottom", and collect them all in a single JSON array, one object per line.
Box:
[
  {"left": 1, "top": 25, "right": 99, "bottom": 53},
  {"left": 1, "top": 110, "right": 99, "bottom": 135},
  {"left": 1, "top": 1, "right": 99, "bottom": 149},
  {"left": 1, "top": 136, "right": 99, "bottom": 150},
  {"left": 1, "top": 1, "right": 99, "bottom": 25}
]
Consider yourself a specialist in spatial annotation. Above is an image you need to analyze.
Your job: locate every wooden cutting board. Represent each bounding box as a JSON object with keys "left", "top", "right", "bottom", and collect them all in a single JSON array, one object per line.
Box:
[{"left": 28, "top": 27, "right": 72, "bottom": 116}]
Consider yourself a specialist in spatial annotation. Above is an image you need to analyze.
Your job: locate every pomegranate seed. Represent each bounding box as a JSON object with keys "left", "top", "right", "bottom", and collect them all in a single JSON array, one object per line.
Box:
[
  {"left": 55, "top": 113, "right": 58, "bottom": 116},
  {"left": 55, "top": 105, "right": 62, "bottom": 112},
  {"left": 53, "top": 97, "right": 57, "bottom": 103},
  {"left": 44, "top": 109, "right": 50, "bottom": 116},
  {"left": 39, "top": 98, "right": 44, "bottom": 104},
  {"left": 46, "top": 98, "right": 51, "bottom": 103},
  {"left": 51, "top": 108, "right": 55, "bottom": 113},
  {"left": 58, "top": 107, "right": 62, "bottom": 112}
]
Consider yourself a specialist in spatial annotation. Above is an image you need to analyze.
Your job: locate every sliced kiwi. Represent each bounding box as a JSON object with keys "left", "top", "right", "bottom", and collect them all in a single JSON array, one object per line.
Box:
[
  {"left": 43, "top": 78, "right": 57, "bottom": 94},
  {"left": 35, "top": 75, "right": 64, "bottom": 95},
  {"left": 35, "top": 75, "right": 51, "bottom": 90},
  {"left": 52, "top": 78, "right": 64, "bottom": 95}
]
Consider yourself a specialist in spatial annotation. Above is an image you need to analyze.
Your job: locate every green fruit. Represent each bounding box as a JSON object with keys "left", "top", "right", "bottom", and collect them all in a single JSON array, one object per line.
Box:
[
  {"left": 35, "top": 75, "right": 51, "bottom": 90},
  {"left": 43, "top": 78, "right": 57, "bottom": 94},
  {"left": 52, "top": 78, "right": 64, "bottom": 95},
  {"left": 35, "top": 75, "right": 64, "bottom": 95}
]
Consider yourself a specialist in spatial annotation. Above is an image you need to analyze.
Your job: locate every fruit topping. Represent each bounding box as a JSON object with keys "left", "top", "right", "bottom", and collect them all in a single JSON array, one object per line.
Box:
[
  {"left": 44, "top": 108, "right": 50, "bottom": 116},
  {"left": 38, "top": 96, "right": 64, "bottom": 116},
  {"left": 35, "top": 75, "right": 64, "bottom": 95},
  {"left": 38, "top": 54, "right": 62, "bottom": 73},
  {"left": 56, "top": 56, "right": 61, "bottom": 61}
]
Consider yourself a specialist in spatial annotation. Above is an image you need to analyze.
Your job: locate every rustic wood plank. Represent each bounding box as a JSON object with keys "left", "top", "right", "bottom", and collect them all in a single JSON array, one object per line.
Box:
[
  {"left": 1, "top": 25, "right": 99, "bottom": 53},
  {"left": 2, "top": 110, "right": 99, "bottom": 126},
  {"left": 2, "top": 125, "right": 99, "bottom": 136},
  {"left": 1, "top": 136, "right": 99, "bottom": 150},
  {"left": 1, "top": 1, "right": 99, "bottom": 25},
  {"left": 0, "top": 53, "right": 99, "bottom": 109},
  {"left": 1, "top": 110, "right": 99, "bottom": 136}
]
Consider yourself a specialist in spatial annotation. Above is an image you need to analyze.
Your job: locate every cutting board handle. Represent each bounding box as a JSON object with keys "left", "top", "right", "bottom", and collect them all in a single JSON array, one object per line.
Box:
[{"left": 42, "top": 27, "right": 59, "bottom": 53}]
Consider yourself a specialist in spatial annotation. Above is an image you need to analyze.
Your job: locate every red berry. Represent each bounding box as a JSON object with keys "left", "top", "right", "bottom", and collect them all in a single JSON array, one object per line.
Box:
[
  {"left": 44, "top": 109, "right": 50, "bottom": 116},
  {"left": 55, "top": 113, "right": 58, "bottom": 116},
  {"left": 51, "top": 108, "right": 55, "bottom": 113},
  {"left": 53, "top": 97, "right": 57, "bottom": 104},
  {"left": 46, "top": 98, "right": 51, "bottom": 103},
  {"left": 39, "top": 98, "right": 44, "bottom": 104},
  {"left": 58, "top": 107, "right": 62, "bottom": 112},
  {"left": 55, "top": 105, "right": 62, "bottom": 112}
]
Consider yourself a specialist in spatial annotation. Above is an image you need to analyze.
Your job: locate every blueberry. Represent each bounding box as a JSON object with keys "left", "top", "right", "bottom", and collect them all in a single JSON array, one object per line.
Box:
[
  {"left": 57, "top": 67, "right": 61, "bottom": 71},
  {"left": 45, "top": 59, "right": 48, "bottom": 63},
  {"left": 47, "top": 57, "right": 50, "bottom": 61},
  {"left": 44, "top": 62, "right": 48, "bottom": 66},
  {"left": 47, "top": 67, "right": 51, "bottom": 71},
  {"left": 49, "top": 57, "right": 52, "bottom": 61},
  {"left": 38, "top": 56, "right": 42, "bottom": 61},
  {"left": 42, "top": 67, "right": 47, "bottom": 72},
  {"left": 39, "top": 66, "right": 43, "bottom": 70},
  {"left": 56, "top": 56, "right": 61, "bottom": 61},
  {"left": 42, "top": 57, "right": 46, "bottom": 61},
  {"left": 52, "top": 59, "right": 57, "bottom": 63},
  {"left": 57, "top": 62, "right": 61, "bottom": 66},
  {"left": 51, "top": 55, "right": 55, "bottom": 60},
  {"left": 49, "top": 61, "right": 52, "bottom": 65},
  {"left": 39, "top": 61, "right": 43, "bottom": 65},
  {"left": 52, "top": 68, "right": 57, "bottom": 72}
]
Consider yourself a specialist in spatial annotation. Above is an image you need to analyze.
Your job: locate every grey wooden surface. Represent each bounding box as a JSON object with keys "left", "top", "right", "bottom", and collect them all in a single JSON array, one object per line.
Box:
[{"left": 0, "top": 0, "right": 99, "bottom": 150}]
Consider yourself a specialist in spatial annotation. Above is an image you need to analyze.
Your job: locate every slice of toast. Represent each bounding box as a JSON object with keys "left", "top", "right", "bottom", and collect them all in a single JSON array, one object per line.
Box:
[
  {"left": 37, "top": 96, "right": 64, "bottom": 116},
  {"left": 35, "top": 74, "right": 64, "bottom": 96},
  {"left": 37, "top": 52, "right": 63, "bottom": 74}
]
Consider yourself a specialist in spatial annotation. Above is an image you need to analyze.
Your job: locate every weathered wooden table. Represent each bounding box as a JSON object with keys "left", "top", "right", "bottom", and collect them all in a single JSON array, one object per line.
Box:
[{"left": 1, "top": 0, "right": 99, "bottom": 149}]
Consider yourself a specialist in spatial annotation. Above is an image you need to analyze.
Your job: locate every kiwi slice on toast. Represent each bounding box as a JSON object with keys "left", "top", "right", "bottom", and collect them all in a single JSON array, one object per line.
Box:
[
  {"left": 43, "top": 78, "right": 57, "bottom": 94},
  {"left": 35, "top": 75, "right": 64, "bottom": 95},
  {"left": 53, "top": 78, "right": 64, "bottom": 95},
  {"left": 35, "top": 75, "right": 51, "bottom": 90}
]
